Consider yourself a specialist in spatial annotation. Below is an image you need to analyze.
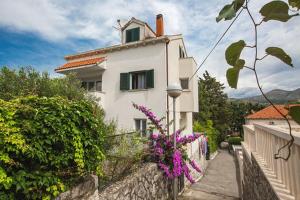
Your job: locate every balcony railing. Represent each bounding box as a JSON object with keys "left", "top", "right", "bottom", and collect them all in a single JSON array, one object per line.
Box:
[{"left": 243, "top": 124, "right": 300, "bottom": 200}]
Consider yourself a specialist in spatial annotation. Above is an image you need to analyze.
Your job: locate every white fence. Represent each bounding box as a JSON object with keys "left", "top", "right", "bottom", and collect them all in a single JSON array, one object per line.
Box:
[{"left": 243, "top": 124, "right": 300, "bottom": 200}]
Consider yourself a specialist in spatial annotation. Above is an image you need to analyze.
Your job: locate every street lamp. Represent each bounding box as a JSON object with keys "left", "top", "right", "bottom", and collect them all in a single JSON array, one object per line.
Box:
[{"left": 167, "top": 83, "right": 182, "bottom": 200}]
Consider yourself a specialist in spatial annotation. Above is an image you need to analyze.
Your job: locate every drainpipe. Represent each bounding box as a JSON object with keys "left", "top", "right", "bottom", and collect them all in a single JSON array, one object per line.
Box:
[{"left": 166, "top": 40, "right": 170, "bottom": 138}]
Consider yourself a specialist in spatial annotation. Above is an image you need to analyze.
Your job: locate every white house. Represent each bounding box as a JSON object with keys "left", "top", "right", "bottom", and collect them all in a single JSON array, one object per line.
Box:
[
  {"left": 245, "top": 104, "right": 298, "bottom": 126},
  {"left": 55, "top": 14, "right": 199, "bottom": 135}
]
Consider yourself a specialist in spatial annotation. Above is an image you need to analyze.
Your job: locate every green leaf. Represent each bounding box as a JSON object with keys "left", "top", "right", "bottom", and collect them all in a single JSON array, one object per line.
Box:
[
  {"left": 234, "top": 0, "right": 245, "bottom": 11},
  {"left": 289, "top": 0, "right": 300, "bottom": 10},
  {"left": 260, "top": 1, "right": 298, "bottom": 22},
  {"left": 266, "top": 47, "right": 293, "bottom": 67},
  {"left": 235, "top": 59, "right": 245, "bottom": 69},
  {"left": 216, "top": 4, "right": 235, "bottom": 22},
  {"left": 216, "top": 0, "right": 245, "bottom": 22},
  {"left": 289, "top": 106, "right": 300, "bottom": 124},
  {"left": 226, "top": 68, "right": 240, "bottom": 89},
  {"left": 225, "top": 40, "right": 246, "bottom": 66}
]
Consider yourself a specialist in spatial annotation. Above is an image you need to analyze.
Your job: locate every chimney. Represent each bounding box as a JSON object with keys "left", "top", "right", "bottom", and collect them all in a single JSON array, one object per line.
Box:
[{"left": 156, "top": 14, "right": 164, "bottom": 37}]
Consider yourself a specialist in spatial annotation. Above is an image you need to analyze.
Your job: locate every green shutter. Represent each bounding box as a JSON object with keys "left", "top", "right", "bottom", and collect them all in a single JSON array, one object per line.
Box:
[
  {"left": 126, "top": 29, "right": 131, "bottom": 43},
  {"left": 126, "top": 28, "right": 140, "bottom": 43},
  {"left": 132, "top": 28, "right": 140, "bottom": 41},
  {"left": 146, "top": 69, "right": 154, "bottom": 89},
  {"left": 120, "top": 73, "right": 129, "bottom": 90}
]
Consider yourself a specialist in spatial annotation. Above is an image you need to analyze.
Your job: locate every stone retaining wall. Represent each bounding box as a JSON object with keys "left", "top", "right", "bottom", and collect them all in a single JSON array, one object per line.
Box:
[
  {"left": 242, "top": 150, "right": 279, "bottom": 200},
  {"left": 57, "top": 175, "right": 99, "bottom": 200},
  {"left": 98, "top": 163, "right": 172, "bottom": 200}
]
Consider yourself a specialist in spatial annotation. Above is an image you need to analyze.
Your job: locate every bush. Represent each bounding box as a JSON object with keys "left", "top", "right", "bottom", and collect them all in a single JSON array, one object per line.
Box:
[
  {"left": 0, "top": 96, "right": 115, "bottom": 199},
  {"left": 227, "top": 137, "right": 242, "bottom": 145},
  {"left": 0, "top": 66, "right": 87, "bottom": 101},
  {"left": 193, "top": 120, "right": 219, "bottom": 153},
  {"left": 99, "top": 131, "right": 147, "bottom": 189}
]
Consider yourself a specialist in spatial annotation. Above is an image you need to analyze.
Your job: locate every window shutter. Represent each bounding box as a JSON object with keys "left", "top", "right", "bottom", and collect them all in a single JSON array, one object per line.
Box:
[
  {"left": 146, "top": 69, "right": 154, "bottom": 89},
  {"left": 126, "top": 29, "right": 132, "bottom": 43},
  {"left": 133, "top": 28, "right": 140, "bottom": 41},
  {"left": 120, "top": 73, "right": 129, "bottom": 90}
]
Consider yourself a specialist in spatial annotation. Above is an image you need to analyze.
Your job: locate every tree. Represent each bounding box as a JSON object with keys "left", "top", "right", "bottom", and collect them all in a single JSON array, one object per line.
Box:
[
  {"left": 194, "top": 71, "right": 231, "bottom": 142},
  {"left": 228, "top": 101, "right": 265, "bottom": 134},
  {"left": 0, "top": 66, "right": 86, "bottom": 101}
]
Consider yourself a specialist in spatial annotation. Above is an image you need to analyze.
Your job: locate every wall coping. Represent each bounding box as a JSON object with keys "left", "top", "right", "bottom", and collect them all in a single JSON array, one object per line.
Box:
[
  {"left": 253, "top": 123, "right": 300, "bottom": 146},
  {"left": 243, "top": 125, "right": 255, "bottom": 133}
]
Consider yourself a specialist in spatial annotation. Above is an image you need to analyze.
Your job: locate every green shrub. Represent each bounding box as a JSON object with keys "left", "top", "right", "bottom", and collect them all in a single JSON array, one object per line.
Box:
[
  {"left": 99, "top": 131, "right": 147, "bottom": 189},
  {"left": 227, "top": 137, "right": 242, "bottom": 145},
  {"left": 0, "top": 66, "right": 87, "bottom": 101},
  {"left": 193, "top": 120, "right": 219, "bottom": 153},
  {"left": 0, "top": 96, "right": 114, "bottom": 199}
]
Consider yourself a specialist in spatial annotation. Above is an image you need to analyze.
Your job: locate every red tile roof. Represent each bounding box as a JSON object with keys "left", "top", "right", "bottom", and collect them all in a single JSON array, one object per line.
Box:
[
  {"left": 55, "top": 57, "right": 105, "bottom": 71},
  {"left": 246, "top": 104, "right": 299, "bottom": 119}
]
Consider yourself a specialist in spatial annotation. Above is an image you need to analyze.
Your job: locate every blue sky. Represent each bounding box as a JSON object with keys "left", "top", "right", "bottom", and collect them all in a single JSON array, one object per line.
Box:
[{"left": 0, "top": 0, "right": 299, "bottom": 98}]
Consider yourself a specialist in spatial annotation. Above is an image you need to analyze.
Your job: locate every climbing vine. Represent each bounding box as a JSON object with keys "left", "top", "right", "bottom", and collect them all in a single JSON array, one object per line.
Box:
[
  {"left": 133, "top": 103, "right": 203, "bottom": 183},
  {"left": 0, "top": 96, "right": 113, "bottom": 199},
  {"left": 216, "top": 0, "right": 300, "bottom": 160}
]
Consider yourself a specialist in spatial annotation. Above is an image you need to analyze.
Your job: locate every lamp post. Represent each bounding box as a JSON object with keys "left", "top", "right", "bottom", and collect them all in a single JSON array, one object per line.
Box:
[{"left": 167, "top": 83, "right": 182, "bottom": 200}]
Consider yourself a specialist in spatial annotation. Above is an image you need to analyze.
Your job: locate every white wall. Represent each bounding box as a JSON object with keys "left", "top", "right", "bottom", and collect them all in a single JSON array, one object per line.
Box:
[
  {"left": 246, "top": 119, "right": 298, "bottom": 126},
  {"left": 102, "top": 42, "right": 167, "bottom": 131},
  {"left": 167, "top": 36, "right": 197, "bottom": 136}
]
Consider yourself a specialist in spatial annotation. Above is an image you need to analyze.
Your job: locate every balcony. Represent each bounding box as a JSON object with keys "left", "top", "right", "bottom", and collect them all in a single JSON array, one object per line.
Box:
[{"left": 178, "top": 57, "right": 198, "bottom": 112}]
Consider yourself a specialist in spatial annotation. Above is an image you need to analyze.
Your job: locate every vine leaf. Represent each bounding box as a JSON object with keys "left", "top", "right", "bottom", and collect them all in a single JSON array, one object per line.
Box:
[
  {"left": 226, "top": 68, "right": 240, "bottom": 89},
  {"left": 289, "top": 0, "right": 300, "bottom": 10},
  {"left": 225, "top": 40, "right": 246, "bottom": 66},
  {"left": 216, "top": 0, "right": 245, "bottom": 22},
  {"left": 289, "top": 106, "right": 300, "bottom": 124},
  {"left": 260, "top": 1, "right": 299, "bottom": 22},
  {"left": 235, "top": 59, "right": 245, "bottom": 69},
  {"left": 266, "top": 47, "right": 293, "bottom": 67}
]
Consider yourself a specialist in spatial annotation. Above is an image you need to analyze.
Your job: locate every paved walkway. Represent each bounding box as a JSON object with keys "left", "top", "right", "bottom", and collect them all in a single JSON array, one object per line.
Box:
[{"left": 179, "top": 150, "right": 240, "bottom": 200}]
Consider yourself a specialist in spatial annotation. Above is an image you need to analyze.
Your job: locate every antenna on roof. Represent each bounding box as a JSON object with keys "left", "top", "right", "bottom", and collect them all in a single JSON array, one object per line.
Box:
[{"left": 117, "top": 19, "right": 122, "bottom": 29}]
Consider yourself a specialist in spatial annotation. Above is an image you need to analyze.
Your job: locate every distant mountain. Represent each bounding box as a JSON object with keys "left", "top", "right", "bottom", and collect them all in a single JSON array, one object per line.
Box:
[{"left": 233, "top": 88, "right": 300, "bottom": 104}]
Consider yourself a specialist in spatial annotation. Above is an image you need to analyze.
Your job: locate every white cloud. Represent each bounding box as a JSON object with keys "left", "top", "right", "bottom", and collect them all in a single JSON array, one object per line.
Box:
[{"left": 0, "top": 0, "right": 299, "bottom": 97}]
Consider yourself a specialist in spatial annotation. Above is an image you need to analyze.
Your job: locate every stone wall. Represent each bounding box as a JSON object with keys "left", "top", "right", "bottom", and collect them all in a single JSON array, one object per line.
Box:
[
  {"left": 56, "top": 175, "right": 99, "bottom": 200},
  {"left": 98, "top": 162, "right": 172, "bottom": 200},
  {"left": 242, "top": 149, "right": 279, "bottom": 200}
]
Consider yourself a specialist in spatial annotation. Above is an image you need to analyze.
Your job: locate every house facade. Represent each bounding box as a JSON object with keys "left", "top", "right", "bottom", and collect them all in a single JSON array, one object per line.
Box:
[
  {"left": 55, "top": 15, "right": 198, "bottom": 135},
  {"left": 245, "top": 104, "right": 298, "bottom": 126}
]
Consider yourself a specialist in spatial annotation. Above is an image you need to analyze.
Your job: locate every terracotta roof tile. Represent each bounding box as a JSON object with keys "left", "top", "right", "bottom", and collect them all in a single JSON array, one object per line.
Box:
[
  {"left": 55, "top": 57, "right": 105, "bottom": 71},
  {"left": 246, "top": 104, "right": 299, "bottom": 119}
]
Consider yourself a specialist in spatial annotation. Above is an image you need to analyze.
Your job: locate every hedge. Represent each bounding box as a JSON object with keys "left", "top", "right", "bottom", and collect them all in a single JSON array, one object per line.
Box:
[
  {"left": 0, "top": 96, "right": 114, "bottom": 199},
  {"left": 193, "top": 120, "right": 219, "bottom": 153},
  {"left": 227, "top": 136, "right": 242, "bottom": 145}
]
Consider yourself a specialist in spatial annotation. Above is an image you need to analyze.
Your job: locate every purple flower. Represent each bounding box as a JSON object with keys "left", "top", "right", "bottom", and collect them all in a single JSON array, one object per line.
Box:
[
  {"left": 159, "top": 162, "right": 173, "bottom": 179},
  {"left": 189, "top": 160, "right": 202, "bottom": 173},
  {"left": 172, "top": 150, "right": 183, "bottom": 177},
  {"left": 154, "top": 147, "right": 164, "bottom": 156},
  {"left": 183, "top": 164, "right": 195, "bottom": 184},
  {"left": 151, "top": 133, "right": 159, "bottom": 140},
  {"left": 133, "top": 103, "right": 204, "bottom": 184}
]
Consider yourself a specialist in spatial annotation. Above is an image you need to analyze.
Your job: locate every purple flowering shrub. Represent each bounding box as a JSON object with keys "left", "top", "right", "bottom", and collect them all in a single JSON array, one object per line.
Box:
[{"left": 133, "top": 103, "right": 202, "bottom": 183}]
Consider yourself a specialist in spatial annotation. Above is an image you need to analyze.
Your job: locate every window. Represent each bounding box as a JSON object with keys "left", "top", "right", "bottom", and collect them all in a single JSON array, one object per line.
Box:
[
  {"left": 81, "top": 82, "right": 87, "bottom": 90},
  {"left": 135, "top": 119, "right": 147, "bottom": 136},
  {"left": 179, "top": 46, "right": 185, "bottom": 58},
  {"left": 96, "top": 81, "right": 102, "bottom": 91},
  {"left": 131, "top": 72, "right": 146, "bottom": 90},
  {"left": 126, "top": 27, "right": 140, "bottom": 43},
  {"left": 180, "top": 78, "right": 189, "bottom": 90},
  {"left": 88, "top": 82, "right": 95, "bottom": 91},
  {"left": 120, "top": 69, "right": 154, "bottom": 91},
  {"left": 81, "top": 79, "right": 102, "bottom": 92}
]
